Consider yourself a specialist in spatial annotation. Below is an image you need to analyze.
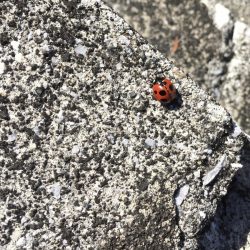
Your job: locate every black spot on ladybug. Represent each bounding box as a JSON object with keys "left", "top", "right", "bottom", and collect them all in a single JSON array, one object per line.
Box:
[
  {"left": 159, "top": 90, "right": 166, "bottom": 96},
  {"left": 154, "top": 91, "right": 157, "bottom": 94}
]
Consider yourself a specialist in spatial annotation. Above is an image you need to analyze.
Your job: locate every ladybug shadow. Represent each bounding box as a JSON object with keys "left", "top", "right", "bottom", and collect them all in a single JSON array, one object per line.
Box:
[{"left": 161, "top": 91, "right": 183, "bottom": 110}]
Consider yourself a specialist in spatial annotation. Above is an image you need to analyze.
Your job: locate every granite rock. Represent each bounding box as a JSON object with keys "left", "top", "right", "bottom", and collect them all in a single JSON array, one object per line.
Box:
[
  {"left": 203, "top": 1, "right": 250, "bottom": 138},
  {"left": 215, "top": 0, "right": 250, "bottom": 25},
  {"left": 198, "top": 139, "right": 250, "bottom": 250},
  {"left": 108, "top": 0, "right": 250, "bottom": 136},
  {"left": 0, "top": 0, "right": 247, "bottom": 249},
  {"left": 107, "top": 0, "right": 221, "bottom": 90}
]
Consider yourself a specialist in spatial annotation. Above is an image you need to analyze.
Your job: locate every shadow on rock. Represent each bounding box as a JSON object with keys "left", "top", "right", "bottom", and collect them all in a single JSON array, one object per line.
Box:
[
  {"left": 161, "top": 91, "right": 183, "bottom": 110},
  {"left": 197, "top": 138, "right": 250, "bottom": 250}
]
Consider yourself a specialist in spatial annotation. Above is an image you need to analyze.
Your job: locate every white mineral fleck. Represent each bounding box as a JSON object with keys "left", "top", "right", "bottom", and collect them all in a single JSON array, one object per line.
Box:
[
  {"left": 11, "top": 40, "right": 20, "bottom": 51},
  {"left": 35, "top": 29, "right": 42, "bottom": 36},
  {"left": 116, "top": 63, "right": 122, "bottom": 71},
  {"left": 43, "top": 81, "right": 48, "bottom": 89},
  {"left": 231, "top": 163, "right": 243, "bottom": 169},
  {"left": 72, "top": 145, "right": 80, "bottom": 154},
  {"left": 206, "top": 102, "right": 226, "bottom": 122},
  {"left": 57, "top": 110, "right": 64, "bottom": 123},
  {"left": 141, "top": 71, "right": 148, "bottom": 77},
  {"left": 176, "top": 142, "right": 187, "bottom": 150},
  {"left": 107, "top": 134, "right": 115, "bottom": 144},
  {"left": 16, "top": 237, "right": 26, "bottom": 247},
  {"left": 204, "top": 148, "right": 213, "bottom": 154},
  {"left": 75, "top": 38, "right": 82, "bottom": 44},
  {"left": 51, "top": 183, "right": 61, "bottom": 199},
  {"left": 25, "top": 233, "right": 33, "bottom": 248},
  {"left": 15, "top": 53, "right": 23, "bottom": 62},
  {"left": 145, "top": 138, "right": 156, "bottom": 148},
  {"left": 28, "top": 142, "right": 37, "bottom": 150},
  {"left": 21, "top": 216, "right": 28, "bottom": 224},
  {"left": 157, "top": 139, "right": 165, "bottom": 147},
  {"left": 199, "top": 211, "right": 206, "bottom": 219},
  {"left": 42, "top": 44, "right": 50, "bottom": 53},
  {"left": 214, "top": 4, "right": 231, "bottom": 30},
  {"left": 175, "top": 184, "right": 189, "bottom": 206},
  {"left": 133, "top": 157, "right": 139, "bottom": 165},
  {"left": 105, "top": 72, "right": 112, "bottom": 81},
  {"left": 27, "top": 31, "right": 33, "bottom": 40},
  {"left": 33, "top": 126, "right": 40, "bottom": 135},
  {"left": 51, "top": 56, "right": 59, "bottom": 65},
  {"left": 203, "top": 155, "right": 227, "bottom": 186},
  {"left": 75, "top": 44, "right": 87, "bottom": 56},
  {"left": 0, "top": 62, "right": 6, "bottom": 74},
  {"left": 7, "top": 132, "right": 17, "bottom": 142},
  {"left": 118, "top": 35, "right": 130, "bottom": 46},
  {"left": 193, "top": 170, "right": 201, "bottom": 179},
  {"left": 207, "top": 149, "right": 213, "bottom": 154},
  {"left": 233, "top": 21, "right": 247, "bottom": 42},
  {"left": 122, "top": 138, "right": 129, "bottom": 146},
  {"left": 232, "top": 124, "right": 242, "bottom": 138}
]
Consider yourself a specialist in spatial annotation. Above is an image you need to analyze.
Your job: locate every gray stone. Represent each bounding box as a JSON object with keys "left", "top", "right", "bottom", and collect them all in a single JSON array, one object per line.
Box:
[
  {"left": 144, "top": 138, "right": 156, "bottom": 148},
  {"left": 108, "top": 0, "right": 250, "bottom": 135},
  {"left": 220, "top": 21, "right": 250, "bottom": 135},
  {"left": 107, "top": 0, "right": 250, "bottom": 248},
  {"left": 198, "top": 140, "right": 250, "bottom": 250},
  {"left": 203, "top": 1, "right": 250, "bottom": 135},
  {"left": 108, "top": 0, "right": 221, "bottom": 90},
  {"left": 0, "top": 0, "right": 248, "bottom": 249},
  {"left": 215, "top": 0, "right": 250, "bottom": 25}
]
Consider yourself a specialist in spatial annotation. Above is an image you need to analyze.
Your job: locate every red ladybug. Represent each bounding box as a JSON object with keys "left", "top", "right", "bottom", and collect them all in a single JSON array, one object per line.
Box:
[{"left": 152, "top": 78, "right": 177, "bottom": 103}]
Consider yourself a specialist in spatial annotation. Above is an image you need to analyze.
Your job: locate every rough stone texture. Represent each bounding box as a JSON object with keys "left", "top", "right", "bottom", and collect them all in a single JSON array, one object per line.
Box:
[
  {"left": 107, "top": 1, "right": 250, "bottom": 249},
  {"left": 108, "top": 0, "right": 250, "bottom": 136},
  {"left": 202, "top": 0, "right": 250, "bottom": 140},
  {"left": 198, "top": 138, "right": 250, "bottom": 250},
  {"left": 197, "top": 4, "right": 250, "bottom": 249},
  {"left": 0, "top": 0, "right": 247, "bottom": 249},
  {"left": 218, "top": 0, "right": 250, "bottom": 25},
  {"left": 107, "top": 0, "right": 221, "bottom": 89}
]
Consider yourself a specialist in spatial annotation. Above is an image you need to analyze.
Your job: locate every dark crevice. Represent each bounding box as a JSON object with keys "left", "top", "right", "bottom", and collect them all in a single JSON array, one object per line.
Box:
[
  {"left": 197, "top": 138, "right": 250, "bottom": 249},
  {"left": 173, "top": 187, "right": 186, "bottom": 249}
]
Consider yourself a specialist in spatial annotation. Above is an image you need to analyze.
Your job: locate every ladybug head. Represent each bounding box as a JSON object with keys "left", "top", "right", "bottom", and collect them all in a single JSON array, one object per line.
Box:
[{"left": 154, "top": 77, "right": 165, "bottom": 86}]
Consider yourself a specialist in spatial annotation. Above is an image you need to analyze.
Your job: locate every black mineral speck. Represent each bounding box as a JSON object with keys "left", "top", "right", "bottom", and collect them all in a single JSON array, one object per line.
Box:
[
  {"left": 0, "top": 106, "right": 10, "bottom": 120},
  {"left": 137, "top": 179, "right": 149, "bottom": 191},
  {"left": 61, "top": 52, "right": 71, "bottom": 62},
  {"left": 0, "top": 32, "right": 10, "bottom": 46}
]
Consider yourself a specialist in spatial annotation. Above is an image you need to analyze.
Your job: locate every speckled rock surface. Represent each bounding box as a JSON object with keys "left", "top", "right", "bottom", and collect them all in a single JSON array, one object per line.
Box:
[
  {"left": 198, "top": 139, "right": 250, "bottom": 250},
  {"left": 217, "top": 0, "right": 250, "bottom": 25},
  {"left": 107, "top": 0, "right": 221, "bottom": 89},
  {"left": 108, "top": 0, "right": 250, "bottom": 136},
  {"left": 202, "top": 1, "right": 250, "bottom": 136},
  {"left": 221, "top": 21, "right": 250, "bottom": 138},
  {"left": 0, "top": 0, "right": 246, "bottom": 249}
]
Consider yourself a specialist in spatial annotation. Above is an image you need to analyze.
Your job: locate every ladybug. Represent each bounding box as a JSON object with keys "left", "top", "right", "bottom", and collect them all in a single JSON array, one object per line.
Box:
[{"left": 152, "top": 78, "right": 177, "bottom": 103}]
